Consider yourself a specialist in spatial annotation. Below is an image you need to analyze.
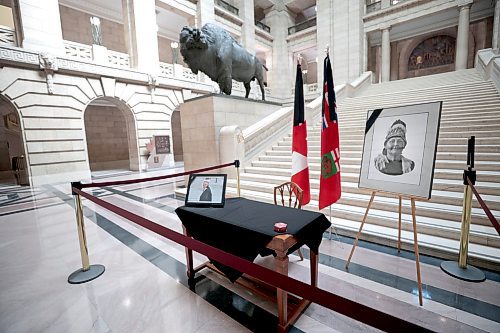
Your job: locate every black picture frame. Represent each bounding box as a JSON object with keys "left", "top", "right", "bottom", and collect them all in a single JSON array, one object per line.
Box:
[
  {"left": 185, "top": 174, "right": 227, "bottom": 207},
  {"left": 358, "top": 101, "right": 442, "bottom": 199}
]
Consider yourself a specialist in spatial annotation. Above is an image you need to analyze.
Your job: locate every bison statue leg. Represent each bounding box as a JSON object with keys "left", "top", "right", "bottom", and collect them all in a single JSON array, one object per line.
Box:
[{"left": 244, "top": 82, "right": 251, "bottom": 98}]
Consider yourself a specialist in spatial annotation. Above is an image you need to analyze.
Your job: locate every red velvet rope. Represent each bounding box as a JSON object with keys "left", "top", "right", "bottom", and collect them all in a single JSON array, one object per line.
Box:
[
  {"left": 78, "top": 162, "right": 237, "bottom": 189},
  {"left": 72, "top": 187, "right": 429, "bottom": 332},
  {"left": 467, "top": 177, "right": 500, "bottom": 236}
]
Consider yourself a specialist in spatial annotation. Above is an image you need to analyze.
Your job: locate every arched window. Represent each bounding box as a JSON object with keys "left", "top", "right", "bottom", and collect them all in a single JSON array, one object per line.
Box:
[{"left": 408, "top": 36, "right": 455, "bottom": 71}]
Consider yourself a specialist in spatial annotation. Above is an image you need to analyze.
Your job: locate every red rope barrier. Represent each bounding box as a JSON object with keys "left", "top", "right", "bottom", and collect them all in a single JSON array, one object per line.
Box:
[
  {"left": 72, "top": 187, "right": 430, "bottom": 332},
  {"left": 77, "top": 162, "right": 237, "bottom": 189},
  {"left": 467, "top": 177, "right": 500, "bottom": 236}
]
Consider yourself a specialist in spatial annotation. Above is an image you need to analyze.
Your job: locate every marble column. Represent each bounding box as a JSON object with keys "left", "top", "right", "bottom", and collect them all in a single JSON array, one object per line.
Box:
[
  {"left": 122, "top": 0, "right": 159, "bottom": 74},
  {"left": 17, "top": 0, "right": 64, "bottom": 55},
  {"left": 238, "top": 0, "right": 255, "bottom": 54},
  {"left": 196, "top": 0, "right": 215, "bottom": 28},
  {"left": 455, "top": 1, "right": 472, "bottom": 70},
  {"left": 264, "top": 4, "right": 294, "bottom": 99},
  {"left": 316, "top": 0, "right": 333, "bottom": 85},
  {"left": 381, "top": 26, "right": 391, "bottom": 82},
  {"left": 493, "top": 0, "right": 500, "bottom": 50}
]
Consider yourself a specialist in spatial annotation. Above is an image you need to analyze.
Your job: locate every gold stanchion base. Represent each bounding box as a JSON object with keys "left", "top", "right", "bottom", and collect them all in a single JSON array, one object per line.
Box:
[
  {"left": 440, "top": 261, "right": 485, "bottom": 282},
  {"left": 68, "top": 264, "right": 105, "bottom": 284}
]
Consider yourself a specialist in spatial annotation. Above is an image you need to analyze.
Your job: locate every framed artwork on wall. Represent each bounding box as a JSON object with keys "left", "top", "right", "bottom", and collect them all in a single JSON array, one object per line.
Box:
[
  {"left": 358, "top": 101, "right": 442, "bottom": 199},
  {"left": 185, "top": 174, "right": 227, "bottom": 207}
]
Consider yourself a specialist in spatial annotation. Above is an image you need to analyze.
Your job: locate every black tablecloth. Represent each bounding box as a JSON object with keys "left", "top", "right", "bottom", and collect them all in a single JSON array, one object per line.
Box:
[{"left": 175, "top": 197, "right": 331, "bottom": 281}]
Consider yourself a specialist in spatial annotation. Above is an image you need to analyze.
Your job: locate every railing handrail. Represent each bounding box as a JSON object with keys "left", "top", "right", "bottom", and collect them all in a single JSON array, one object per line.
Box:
[
  {"left": 255, "top": 20, "right": 271, "bottom": 33},
  {"left": 288, "top": 17, "right": 317, "bottom": 35},
  {"left": 215, "top": 0, "right": 239, "bottom": 16}
]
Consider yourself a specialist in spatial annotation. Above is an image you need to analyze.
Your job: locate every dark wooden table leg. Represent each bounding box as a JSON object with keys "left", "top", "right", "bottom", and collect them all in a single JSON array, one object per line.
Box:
[
  {"left": 275, "top": 249, "right": 289, "bottom": 332},
  {"left": 182, "top": 225, "right": 194, "bottom": 280},
  {"left": 310, "top": 250, "right": 318, "bottom": 287}
]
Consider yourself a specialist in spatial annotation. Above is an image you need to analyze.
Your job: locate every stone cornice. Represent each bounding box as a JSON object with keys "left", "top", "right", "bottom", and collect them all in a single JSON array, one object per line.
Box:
[{"left": 0, "top": 45, "right": 212, "bottom": 93}]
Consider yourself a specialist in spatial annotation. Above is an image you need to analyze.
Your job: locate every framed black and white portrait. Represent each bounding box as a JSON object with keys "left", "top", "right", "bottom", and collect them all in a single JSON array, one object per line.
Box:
[
  {"left": 185, "top": 174, "right": 227, "bottom": 207},
  {"left": 358, "top": 101, "right": 442, "bottom": 199}
]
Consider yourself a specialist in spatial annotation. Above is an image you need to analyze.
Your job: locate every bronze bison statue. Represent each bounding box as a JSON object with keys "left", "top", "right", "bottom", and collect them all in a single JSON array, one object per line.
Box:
[{"left": 179, "top": 23, "right": 268, "bottom": 100}]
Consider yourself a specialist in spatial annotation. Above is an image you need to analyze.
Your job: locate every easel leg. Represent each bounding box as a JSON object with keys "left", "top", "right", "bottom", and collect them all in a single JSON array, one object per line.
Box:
[
  {"left": 310, "top": 250, "right": 318, "bottom": 287},
  {"left": 411, "top": 198, "right": 423, "bottom": 306},
  {"left": 182, "top": 226, "right": 194, "bottom": 280},
  {"left": 346, "top": 191, "right": 376, "bottom": 269},
  {"left": 398, "top": 195, "right": 402, "bottom": 252}
]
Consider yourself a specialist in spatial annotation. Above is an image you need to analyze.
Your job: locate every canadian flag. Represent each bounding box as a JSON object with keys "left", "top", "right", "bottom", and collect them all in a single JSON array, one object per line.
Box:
[{"left": 291, "top": 63, "right": 310, "bottom": 205}]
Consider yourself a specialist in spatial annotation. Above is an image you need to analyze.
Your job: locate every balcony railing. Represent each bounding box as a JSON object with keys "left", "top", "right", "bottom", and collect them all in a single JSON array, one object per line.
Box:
[
  {"left": 0, "top": 25, "right": 16, "bottom": 46},
  {"left": 64, "top": 40, "right": 92, "bottom": 61},
  {"left": 108, "top": 49, "right": 129, "bottom": 67},
  {"left": 215, "top": 0, "right": 239, "bottom": 16},
  {"left": 255, "top": 20, "right": 271, "bottom": 33},
  {"left": 366, "top": 0, "right": 381, "bottom": 13},
  {"left": 288, "top": 17, "right": 316, "bottom": 35}
]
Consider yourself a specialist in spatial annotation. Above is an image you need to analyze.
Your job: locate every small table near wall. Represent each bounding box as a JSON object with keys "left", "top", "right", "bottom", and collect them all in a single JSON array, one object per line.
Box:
[{"left": 175, "top": 197, "right": 330, "bottom": 332}]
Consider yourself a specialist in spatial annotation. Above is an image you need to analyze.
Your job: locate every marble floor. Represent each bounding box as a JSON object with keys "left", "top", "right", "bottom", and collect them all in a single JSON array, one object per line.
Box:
[{"left": 1, "top": 167, "right": 499, "bottom": 333}]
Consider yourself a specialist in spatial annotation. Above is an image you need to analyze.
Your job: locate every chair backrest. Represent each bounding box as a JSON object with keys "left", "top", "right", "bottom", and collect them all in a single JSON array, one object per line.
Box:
[{"left": 274, "top": 181, "right": 303, "bottom": 209}]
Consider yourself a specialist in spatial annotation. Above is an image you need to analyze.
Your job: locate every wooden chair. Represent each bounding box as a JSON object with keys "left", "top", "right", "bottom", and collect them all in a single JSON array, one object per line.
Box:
[{"left": 273, "top": 181, "right": 304, "bottom": 260}]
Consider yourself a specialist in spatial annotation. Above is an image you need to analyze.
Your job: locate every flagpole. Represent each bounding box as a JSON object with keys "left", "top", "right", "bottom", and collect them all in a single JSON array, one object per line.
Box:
[{"left": 328, "top": 204, "right": 339, "bottom": 241}]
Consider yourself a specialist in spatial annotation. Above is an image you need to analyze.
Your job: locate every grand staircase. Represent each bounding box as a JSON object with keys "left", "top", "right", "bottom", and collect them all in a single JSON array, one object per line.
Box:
[{"left": 227, "top": 69, "right": 500, "bottom": 270}]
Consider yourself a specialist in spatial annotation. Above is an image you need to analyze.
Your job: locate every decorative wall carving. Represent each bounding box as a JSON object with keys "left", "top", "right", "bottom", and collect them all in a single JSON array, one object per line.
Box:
[
  {"left": 39, "top": 52, "right": 58, "bottom": 94},
  {"left": 408, "top": 35, "right": 456, "bottom": 71}
]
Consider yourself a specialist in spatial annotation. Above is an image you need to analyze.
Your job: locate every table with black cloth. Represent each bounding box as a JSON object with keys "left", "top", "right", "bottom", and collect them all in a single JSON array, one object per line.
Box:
[{"left": 175, "top": 197, "right": 330, "bottom": 332}]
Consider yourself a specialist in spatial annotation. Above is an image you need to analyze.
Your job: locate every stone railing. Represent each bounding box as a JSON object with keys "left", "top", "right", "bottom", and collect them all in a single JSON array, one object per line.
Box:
[
  {"left": 159, "top": 62, "right": 174, "bottom": 77},
  {"left": 64, "top": 40, "right": 92, "bottom": 61},
  {"left": 291, "top": 83, "right": 320, "bottom": 95},
  {"left": 0, "top": 26, "right": 16, "bottom": 46},
  {"left": 215, "top": 0, "right": 239, "bottom": 16},
  {"left": 288, "top": 17, "right": 316, "bottom": 35},
  {"left": 255, "top": 20, "right": 271, "bottom": 33},
  {"left": 366, "top": 0, "right": 381, "bottom": 13},
  {"left": 476, "top": 48, "right": 500, "bottom": 94},
  {"left": 107, "top": 49, "right": 129, "bottom": 68}
]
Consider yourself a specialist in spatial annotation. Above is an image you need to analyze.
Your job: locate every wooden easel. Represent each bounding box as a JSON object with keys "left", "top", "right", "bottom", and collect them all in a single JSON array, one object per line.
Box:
[{"left": 344, "top": 191, "right": 424, "bottom": 306}]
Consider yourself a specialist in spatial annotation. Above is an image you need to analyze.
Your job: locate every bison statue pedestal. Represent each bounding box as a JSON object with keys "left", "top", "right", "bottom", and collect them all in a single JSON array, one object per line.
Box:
[{"left": 179, "top": 94, "right": 281, "bottom": 182}]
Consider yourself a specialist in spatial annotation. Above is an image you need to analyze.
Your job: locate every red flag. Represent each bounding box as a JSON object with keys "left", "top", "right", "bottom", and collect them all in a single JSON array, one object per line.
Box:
[
  {"left": 319, "top": 54, "right": 341, "bottom": 210},
  {"left": 291, "top": 63, "right": 310, "bottom": 205}
]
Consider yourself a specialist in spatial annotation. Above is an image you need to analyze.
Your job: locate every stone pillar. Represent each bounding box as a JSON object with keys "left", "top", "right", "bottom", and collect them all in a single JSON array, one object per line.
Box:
[
  {"left": 238, "top": 0, "right": 255, "bottom": 54},
  {"left": 122, "top": 0, "right": 159, "bottom": 74},
  {"left": 317, "top": 0, "right": 364, "bottom": 85},
  {"left": 455, "top": 0, "right": 472, "bottom": 70},
  {"left": 265, "top": 4, "right": 294, "bottom": 99},
  {"left": 381, "top": 26, "right": 391, "bottom": 82},
  {"left": 196, "top": 0, "right": 215, "bottom": 28},
  {"left": 492, "top": 0, "right": 500, "bottom": 50},
  {"left": 316, "top": 0, "right": 333, "bottom": 85},
  {"left": 17, "top": 0, "right": 64, "bottom": 54}
]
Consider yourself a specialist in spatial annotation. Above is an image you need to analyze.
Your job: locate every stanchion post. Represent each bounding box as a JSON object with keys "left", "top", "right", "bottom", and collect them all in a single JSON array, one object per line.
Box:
[
  {"left": 235, "top": 160, "right": 241, "bottom": 197},
  {"left": 441, "top": 136, "right": 485, "bottom": 282},
  {"left": 68, "top": 181, "right": 105, "bottom": 284}
]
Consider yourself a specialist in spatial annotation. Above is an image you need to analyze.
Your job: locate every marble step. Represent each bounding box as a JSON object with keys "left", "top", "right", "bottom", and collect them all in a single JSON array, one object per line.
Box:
[
  {"left": 224, "top": 186, "right": 500, "bottom": 270},
  {"left": 228, "top": 178, "right": 497, "bottom": 228},
  {"left": 233, "top": 174, "right": 500, "bottom": 212}
]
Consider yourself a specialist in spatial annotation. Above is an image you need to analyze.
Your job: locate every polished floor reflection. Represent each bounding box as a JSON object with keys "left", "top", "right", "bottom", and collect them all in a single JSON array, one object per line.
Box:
[{"left": 0, "top": 168, "right": 499, "bottom": 333}]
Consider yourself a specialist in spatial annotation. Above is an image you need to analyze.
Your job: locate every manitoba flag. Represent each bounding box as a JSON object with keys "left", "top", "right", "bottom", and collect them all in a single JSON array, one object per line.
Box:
[
  {"left": 291, "top": 63, "right": 310, "bottom": 205},
  {"left": 319, "top": 54, "right": 341, "bottom": 210}
]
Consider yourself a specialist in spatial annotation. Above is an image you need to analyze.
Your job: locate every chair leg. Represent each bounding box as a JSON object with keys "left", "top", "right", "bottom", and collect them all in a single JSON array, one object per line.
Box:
[{"left": 296, "top": 248, "right": 304, "bottom": 261}]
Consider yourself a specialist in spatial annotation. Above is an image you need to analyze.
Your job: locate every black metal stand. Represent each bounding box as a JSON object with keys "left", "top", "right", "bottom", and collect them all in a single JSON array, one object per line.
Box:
[{"left": 441, "top": 136, "right": 485, "bottom": 282}]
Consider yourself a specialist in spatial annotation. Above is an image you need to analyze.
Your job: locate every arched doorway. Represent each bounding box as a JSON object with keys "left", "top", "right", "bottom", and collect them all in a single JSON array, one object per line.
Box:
[
  {"left": 83, "top": 97, "right": 139, "bottom": 174},
  {"left": 171, "top": 108, "right": 183, "bottom": 162},
  {"left": 0, "top": 96, "right": 28, "bottom": 186}
]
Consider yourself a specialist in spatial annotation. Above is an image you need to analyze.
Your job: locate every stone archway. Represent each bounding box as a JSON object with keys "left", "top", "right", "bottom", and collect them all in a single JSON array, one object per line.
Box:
[
  {"left": 0, "top": 95, "right": 29, "bottom": 185},
  {"left": 83, "top": 97, "right": 139, "bottom": 172}
]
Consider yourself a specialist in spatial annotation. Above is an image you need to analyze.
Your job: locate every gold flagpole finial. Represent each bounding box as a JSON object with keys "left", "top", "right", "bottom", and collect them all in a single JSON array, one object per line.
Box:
[
  {"left": 325, "top": 45, "right": 330, "bottom": 56},
  {"left": 297, "top": 53, "right": 302, "bottom": 65}
]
